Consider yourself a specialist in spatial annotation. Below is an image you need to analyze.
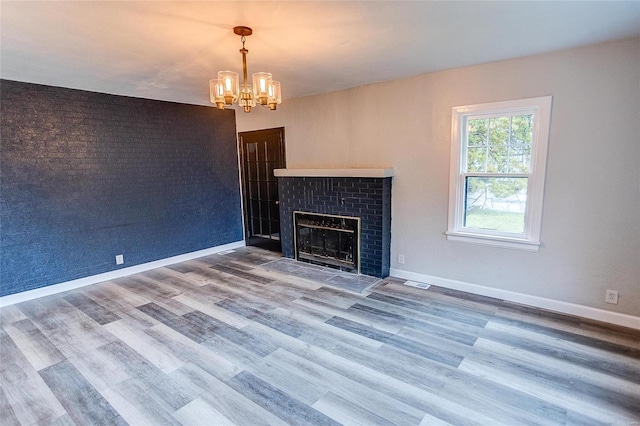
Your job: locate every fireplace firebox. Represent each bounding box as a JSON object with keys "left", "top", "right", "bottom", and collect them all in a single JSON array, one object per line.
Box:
[{"left": 294, "top": 212, "right": 360, "bottom": 273}]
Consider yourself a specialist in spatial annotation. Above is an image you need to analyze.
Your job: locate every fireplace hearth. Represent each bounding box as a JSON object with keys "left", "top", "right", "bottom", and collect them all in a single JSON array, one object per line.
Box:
[{"left": 294, "top": 212, "right": 360, "bottom": 273}]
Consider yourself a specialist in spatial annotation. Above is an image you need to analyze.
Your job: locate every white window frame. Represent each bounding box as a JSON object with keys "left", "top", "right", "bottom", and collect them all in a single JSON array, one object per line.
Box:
[{"left": 446, "top": 96, "right": 552, "bottom": 251}]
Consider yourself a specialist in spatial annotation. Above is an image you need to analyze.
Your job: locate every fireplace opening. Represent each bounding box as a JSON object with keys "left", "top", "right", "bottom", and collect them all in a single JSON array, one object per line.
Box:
[{"left": 293, "top": 211, "right": 360, "bottom": 273}]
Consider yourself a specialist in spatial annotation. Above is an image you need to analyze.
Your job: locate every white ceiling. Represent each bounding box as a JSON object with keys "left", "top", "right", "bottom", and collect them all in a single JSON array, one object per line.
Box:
[{"left": 2, "top": 1, "right": 639, "bottom": 107}]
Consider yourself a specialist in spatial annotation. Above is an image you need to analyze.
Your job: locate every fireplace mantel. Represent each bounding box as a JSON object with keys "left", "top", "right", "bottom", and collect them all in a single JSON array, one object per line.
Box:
[{"left": 274, "top": 168, "right": 394, "bottom": 178}]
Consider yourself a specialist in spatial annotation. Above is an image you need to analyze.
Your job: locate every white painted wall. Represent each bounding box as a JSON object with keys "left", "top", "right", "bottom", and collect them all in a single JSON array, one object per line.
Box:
[{"left": 237, "top": 37, "right": 640, "bottom": 318}]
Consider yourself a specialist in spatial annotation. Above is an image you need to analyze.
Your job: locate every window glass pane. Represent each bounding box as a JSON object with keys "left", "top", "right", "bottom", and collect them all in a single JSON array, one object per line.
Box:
[
  {"left": 257, "top": 142, "right": 266, "bottom": 162},
  {"left": 511, "top": 115, "right": 533, "bottom": 145},
  {"left": 464, "top": 176, "right": 528, "bottom": 233},
  {"left": 489, "top": 117, "right": 510, "bottom": 145},
  {"left": 509, "top": 144, "right": 531, "bottom": 173},
  {"left": 247, "top": 161, "right": 258, "bottom": 181},
  {"left": 246, "top": 143, "right": 257, "bottom": 162},
  {"left": 252, "top": 218, "right": 262, "bottom": 234},
  {"left": 259, "top": 181, "right": 268, "bottom": 199},
  {"left": 260, "top": 200, "right": 270, "bottom": 219},
  {"left": 258, "top": 161, "right": 267, "bottom": 181},
  {"left": 261, "top": 219, "right": 271, "bottom": 236},
  {"left": 250, "top": 181, "right": 258, "bottom": 198},
  {"left": 468, "top": 119, "right": 488, "bottom": 146},
  {"left": 487, "top": 146, "right": 508, "bottom": 172},
  {"left": 250, "top": 199, "right": 259, "bottom": 217},
  {"left": 466, "top": 147, "right": 486, "bottom": 172}
]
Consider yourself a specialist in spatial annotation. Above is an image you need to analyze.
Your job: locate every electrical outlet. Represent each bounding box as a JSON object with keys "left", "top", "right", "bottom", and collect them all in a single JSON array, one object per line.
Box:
[
  {"left": 115, "top": 254, "right": 124, "bottom": 265},
  {"left": 605, "top": 290, "right": 619, "bottom": 304},
  {"left": 398, "top": 254, "right": 405, "bottom": 265}
]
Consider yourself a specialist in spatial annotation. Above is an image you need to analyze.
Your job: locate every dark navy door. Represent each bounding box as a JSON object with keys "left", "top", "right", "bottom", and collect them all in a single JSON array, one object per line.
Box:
[{"left": 238, "top": 127, "right": 286, "bottom": 251}]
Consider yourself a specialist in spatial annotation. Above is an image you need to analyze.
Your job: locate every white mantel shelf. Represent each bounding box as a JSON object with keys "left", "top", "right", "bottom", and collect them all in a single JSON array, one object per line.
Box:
[{"left": 274, "top": 168, "right": 394, "bottom": 178}]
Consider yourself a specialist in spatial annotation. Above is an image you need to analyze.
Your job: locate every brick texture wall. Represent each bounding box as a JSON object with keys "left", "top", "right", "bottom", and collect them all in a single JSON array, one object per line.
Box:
[
  {"left": 0, "top": 80, "right": 242, "bottom": 296},
  {"left": 277, "top": 176, "right": 391, "bottom": 277}
]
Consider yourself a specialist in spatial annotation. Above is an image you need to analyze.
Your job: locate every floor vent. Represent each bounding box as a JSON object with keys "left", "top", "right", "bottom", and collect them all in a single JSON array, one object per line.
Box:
[{"left": 403, "top": 280, "right": 430, "bottom": 289}]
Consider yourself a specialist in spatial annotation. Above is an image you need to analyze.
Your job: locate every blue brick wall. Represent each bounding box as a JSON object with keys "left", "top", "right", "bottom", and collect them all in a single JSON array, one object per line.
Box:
[
  {"left": 0, "top": 80, "right": 243, "bottom": 296},
  {"left": 277, "top": 177, "right": 391, "bottom": 277}
]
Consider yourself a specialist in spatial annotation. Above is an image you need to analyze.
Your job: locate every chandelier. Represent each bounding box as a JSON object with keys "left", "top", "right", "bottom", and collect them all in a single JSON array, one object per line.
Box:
[{"left": 210, "top": 26, "right": 282, "bottom": 113}]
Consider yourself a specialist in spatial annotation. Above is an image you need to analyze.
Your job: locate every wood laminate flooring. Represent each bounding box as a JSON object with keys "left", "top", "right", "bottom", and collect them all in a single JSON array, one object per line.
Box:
[{"left": 1, "top": 247, "right": 639, "bottom": 425}]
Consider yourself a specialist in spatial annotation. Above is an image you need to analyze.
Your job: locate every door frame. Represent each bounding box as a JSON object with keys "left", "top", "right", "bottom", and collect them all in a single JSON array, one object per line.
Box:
[{"left": 237, "top": 127, "right": 286, "bottom": 250}]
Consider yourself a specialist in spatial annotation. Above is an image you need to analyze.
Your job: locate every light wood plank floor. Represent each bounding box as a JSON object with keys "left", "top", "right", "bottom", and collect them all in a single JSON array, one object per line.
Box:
[{"left": 1, "top": 246, "right": 639, "bottom": 425}]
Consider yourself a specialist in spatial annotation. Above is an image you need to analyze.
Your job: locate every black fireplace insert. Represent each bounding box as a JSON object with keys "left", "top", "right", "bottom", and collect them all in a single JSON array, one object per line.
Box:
[{"left": 293, "top": 211, "right": 360, "bottom": 273}]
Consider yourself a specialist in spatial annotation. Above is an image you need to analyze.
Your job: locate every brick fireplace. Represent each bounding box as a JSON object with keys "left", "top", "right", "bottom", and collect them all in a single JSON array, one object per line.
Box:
[{"left": 274, "top": 168, "right": 393, "bottom": 278}]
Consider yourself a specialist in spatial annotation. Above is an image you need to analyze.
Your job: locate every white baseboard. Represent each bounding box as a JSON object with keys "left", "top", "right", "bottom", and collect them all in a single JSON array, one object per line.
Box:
[
  {"left": 0, "top": 241, "right": 246, "bottom": 307},
  {"left": 390, "top": 268, "right": 640, "bottom": 331}
]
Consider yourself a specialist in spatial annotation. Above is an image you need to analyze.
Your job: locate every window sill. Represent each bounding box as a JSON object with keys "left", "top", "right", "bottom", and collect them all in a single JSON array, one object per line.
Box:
[{"left": 445, "top": 231, "right": 540, "bottom": 252}]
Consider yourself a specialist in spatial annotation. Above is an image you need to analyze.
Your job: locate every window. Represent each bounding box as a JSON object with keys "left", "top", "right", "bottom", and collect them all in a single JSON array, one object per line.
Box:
[{"left": 447, "top": 96, "right": 552, "bottom": 251}]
